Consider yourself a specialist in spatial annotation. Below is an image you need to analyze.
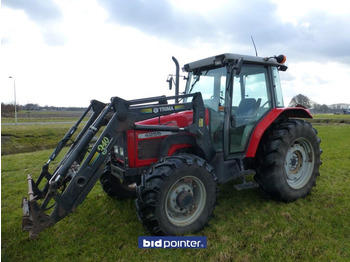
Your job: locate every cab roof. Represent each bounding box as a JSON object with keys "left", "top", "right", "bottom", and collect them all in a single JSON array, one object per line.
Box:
[{"left": 183, "top": 53, "right": 288, "bottom": 72}]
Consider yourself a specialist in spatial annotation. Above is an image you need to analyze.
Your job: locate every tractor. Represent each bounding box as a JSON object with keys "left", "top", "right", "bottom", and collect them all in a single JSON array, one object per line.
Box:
[{"left": 22, "top": 53, "right": 322, "bottom": 238}]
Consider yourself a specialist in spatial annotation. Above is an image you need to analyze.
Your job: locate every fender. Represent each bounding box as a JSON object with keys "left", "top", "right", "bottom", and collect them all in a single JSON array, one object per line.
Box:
[
  {"left": 159, "top": 133, "right": 199, "bottom": 158},
  {"left": 245, "top": 107, "right": 312, "bottom": 158}
]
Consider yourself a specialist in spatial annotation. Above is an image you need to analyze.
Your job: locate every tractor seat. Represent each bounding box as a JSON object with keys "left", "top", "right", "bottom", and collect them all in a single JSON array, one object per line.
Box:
[{"left": 235, "top": 98, "right": 260, "bottom": 126}]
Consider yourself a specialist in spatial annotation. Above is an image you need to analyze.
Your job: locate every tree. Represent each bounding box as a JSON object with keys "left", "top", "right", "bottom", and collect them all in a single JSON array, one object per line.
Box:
[
  {"left": 312, "top": 102, "right": 330, "bottom": 114},
  {"left": 1, "top": 103, "right": 15, "bottom": 117},
  {"left": 320, "top": 104, "right": 330, "bottom": 114},
  {"left": 312, "top": 102, "right": 321, "bottom": 113},
  {"left": 289, "top": 94, "right": 312, "bottom": 108},
  {"left": 23, "top": 103, "right": 40, "bottom": 111}
]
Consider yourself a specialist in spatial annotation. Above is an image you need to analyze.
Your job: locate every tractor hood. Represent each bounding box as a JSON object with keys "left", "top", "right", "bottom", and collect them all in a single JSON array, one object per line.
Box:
[{"left": 135, "top": 109, "right": 209, "bottom": 128}]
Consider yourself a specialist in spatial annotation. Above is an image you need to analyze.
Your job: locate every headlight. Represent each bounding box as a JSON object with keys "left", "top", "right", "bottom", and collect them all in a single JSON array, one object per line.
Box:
[
  {"left": 114, "top": 145, "right": 119, "bottom": 155},
  {"left": 114, "top": 145, "right": 125, "bottom": 157}
]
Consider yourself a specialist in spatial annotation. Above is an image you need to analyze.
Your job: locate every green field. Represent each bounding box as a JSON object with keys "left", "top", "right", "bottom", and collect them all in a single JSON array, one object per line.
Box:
[
  {"left": 311, "top": 114, "right": 350, "bottom": 124},
  {"left": 1, "top": 123, "right": 82, "bottom": 155},
  {"left": 1, "top": 120, "right": 350, "bottom": 261},
  {"left": 1, "top": 110, "right": 89, "bottom": 124}
]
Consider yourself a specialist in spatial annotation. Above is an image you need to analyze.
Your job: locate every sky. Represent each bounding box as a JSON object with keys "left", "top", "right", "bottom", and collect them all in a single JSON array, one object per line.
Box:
[{"left": 1, "top": 0, "right": 350, "bottom": 107}]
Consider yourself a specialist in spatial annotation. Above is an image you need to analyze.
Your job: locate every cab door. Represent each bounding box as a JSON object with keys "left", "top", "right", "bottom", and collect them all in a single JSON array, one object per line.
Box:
[{"left": 228, "top": 64, "right": 272, "bottom": 154}]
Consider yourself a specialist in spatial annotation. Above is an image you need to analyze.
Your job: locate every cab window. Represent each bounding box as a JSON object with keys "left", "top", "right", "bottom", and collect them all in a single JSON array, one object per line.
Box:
[{"left": 230, "top": 65, "right": 271, "bottom": 153}]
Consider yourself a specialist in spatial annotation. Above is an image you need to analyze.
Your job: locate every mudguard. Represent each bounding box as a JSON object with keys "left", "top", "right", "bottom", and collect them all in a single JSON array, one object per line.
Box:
[{"left": 245, "top": 107, "right": 312, "bottom": 158}]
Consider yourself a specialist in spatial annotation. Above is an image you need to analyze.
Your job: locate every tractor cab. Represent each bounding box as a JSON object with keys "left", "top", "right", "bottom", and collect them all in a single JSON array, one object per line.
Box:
[{"left": 183, "top": 53, "right": 286, "bottom": 156}]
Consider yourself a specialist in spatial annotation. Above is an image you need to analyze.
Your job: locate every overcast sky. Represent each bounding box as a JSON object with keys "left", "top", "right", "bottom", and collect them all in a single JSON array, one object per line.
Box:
[{"left": 1, "top": 0, "right": 350, "bottom": 107}]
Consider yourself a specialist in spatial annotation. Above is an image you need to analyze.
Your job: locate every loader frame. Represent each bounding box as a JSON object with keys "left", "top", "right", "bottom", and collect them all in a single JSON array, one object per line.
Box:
[{"left": 22, "top": 92, "right": 214, "bottom": 238}]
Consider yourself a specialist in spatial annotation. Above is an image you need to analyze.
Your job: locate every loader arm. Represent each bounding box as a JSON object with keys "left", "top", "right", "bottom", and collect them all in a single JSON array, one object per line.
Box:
[
  {"left": 22, "top": 93, "right": 214, "bottom": 239},
  {"left": 31, "top": 100, "right": 106, "bottom": 199}
]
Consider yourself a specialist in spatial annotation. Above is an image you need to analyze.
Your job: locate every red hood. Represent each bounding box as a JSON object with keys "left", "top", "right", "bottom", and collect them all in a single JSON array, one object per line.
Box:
[{"left": 136, "top": 109, "right": 210, "bottom": 128}]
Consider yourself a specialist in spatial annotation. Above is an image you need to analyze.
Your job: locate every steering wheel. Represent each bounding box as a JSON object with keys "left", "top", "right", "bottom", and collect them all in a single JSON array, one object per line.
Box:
[{"left": 210, "top": 95, "right": 225, "bottom": 106}]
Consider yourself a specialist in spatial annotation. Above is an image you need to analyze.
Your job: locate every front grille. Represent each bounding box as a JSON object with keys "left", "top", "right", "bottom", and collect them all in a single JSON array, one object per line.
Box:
[{"left": 137, "top": 138, "right": 162, "bottom": 160}]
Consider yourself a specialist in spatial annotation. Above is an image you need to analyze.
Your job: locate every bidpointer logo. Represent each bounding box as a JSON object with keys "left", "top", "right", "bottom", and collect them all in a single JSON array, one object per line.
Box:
[{"left": 138, "top": 236, "right": 207, "bottom": 249}]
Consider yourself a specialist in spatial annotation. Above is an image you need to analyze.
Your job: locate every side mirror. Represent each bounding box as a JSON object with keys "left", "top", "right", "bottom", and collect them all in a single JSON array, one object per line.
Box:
[{"left": 167, "top": 76, "right": 173, "bottom": 90}]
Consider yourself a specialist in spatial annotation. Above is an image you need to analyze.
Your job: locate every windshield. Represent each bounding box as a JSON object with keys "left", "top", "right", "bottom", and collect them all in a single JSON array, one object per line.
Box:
[{"left": 186, "top": 67, "right": 227, "bottom": 111}]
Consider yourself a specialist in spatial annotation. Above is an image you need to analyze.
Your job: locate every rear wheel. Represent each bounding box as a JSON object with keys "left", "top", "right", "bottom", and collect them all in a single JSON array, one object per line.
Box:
[
  {"left": 255, "top": 119, "right": 322, "bottom": 202},
  {"left": 135, "top": 154, "right": 218, "bottom": 235}
]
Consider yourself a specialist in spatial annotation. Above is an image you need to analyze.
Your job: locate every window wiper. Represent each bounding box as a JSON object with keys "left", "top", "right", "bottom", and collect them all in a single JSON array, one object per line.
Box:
[
  {"left": 189, "top": 75, "right": 200, "bottom": 93},
  {"left": 189, "top": 70, "right": 208, "bottom": 93}
]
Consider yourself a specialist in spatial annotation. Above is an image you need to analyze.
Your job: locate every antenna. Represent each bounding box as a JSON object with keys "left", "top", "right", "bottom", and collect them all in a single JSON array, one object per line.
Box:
[{"left": 251, "top": 36, "right": 258, "bottom": 56}]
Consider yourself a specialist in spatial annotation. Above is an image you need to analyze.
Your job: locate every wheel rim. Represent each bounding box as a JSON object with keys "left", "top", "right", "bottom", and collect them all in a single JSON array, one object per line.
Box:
[
  {"left": 165, "top": 176, "right": 206, "bottom": 227},
  {"left": 284, "top": 138, "right": 315, "bottom": 189}
]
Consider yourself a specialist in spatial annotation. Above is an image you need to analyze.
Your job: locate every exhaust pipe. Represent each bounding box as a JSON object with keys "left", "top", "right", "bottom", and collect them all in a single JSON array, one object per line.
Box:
[{"left": 172, "top": 56, "right": 180, "bottom": 103}]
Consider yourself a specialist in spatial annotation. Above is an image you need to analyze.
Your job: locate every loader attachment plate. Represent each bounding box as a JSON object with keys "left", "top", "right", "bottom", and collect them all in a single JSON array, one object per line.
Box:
[{"left": 22, "top": 174, "right": 55, "bottom": 239}]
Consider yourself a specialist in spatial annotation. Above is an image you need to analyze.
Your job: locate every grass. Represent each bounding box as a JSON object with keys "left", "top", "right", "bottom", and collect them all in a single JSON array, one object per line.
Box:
[
  {"left": 1, "top": 110, "right": 90, "bottom": 123},
  {"left": 2, "top": 122, "right": 350, "bottom": 261},
  {"left": 310, "top": 114, "right": 350, "bottom": 124},
  {"left": 1, "top": 124, "right": 82, "bottom": 155},
  {"left": 312, "top": 114, "right": 350, "bottom": 119}
]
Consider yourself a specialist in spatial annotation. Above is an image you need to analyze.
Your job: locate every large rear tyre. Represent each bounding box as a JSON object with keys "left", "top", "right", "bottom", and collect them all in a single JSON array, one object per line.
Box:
[
  {"left": 255, "top": 119, "right": 322, "bottom": 202},
  {"left": 135, "top": 154, "right": 218, "bottom": 235}
]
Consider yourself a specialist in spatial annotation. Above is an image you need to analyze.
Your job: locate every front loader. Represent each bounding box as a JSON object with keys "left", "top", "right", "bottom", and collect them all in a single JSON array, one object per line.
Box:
[
  {"left": 22, "top": 92, "right": 213, "bottom": 238},
  {"left": 22, "top": 53, "right": 322, "bottom": 238}
]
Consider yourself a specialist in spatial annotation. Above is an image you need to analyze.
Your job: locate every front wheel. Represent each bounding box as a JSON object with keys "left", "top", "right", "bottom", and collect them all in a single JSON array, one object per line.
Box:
[
  {"left": 255, "top": 119, "right": 322, "bottom": 202},
  {"left": 135, "top": 154, "right": 218, "bottom": 235},
  {"left": 100, "top": 166, "right": 136, "bottom": 200}
]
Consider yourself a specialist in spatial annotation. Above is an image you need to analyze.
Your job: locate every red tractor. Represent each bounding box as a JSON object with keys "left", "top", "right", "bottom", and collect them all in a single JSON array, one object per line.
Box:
[{"left": 22, "top": 53, "right": 322, "bottom": 238}]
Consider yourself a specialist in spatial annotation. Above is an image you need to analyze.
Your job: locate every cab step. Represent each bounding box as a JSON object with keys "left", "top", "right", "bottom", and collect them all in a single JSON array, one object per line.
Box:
[
  {"left": 234, "top": 169, "right": 259, "bottom": 190},
  {"left": 234, "top": 181, "right": 259, "bottom": 191}
]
